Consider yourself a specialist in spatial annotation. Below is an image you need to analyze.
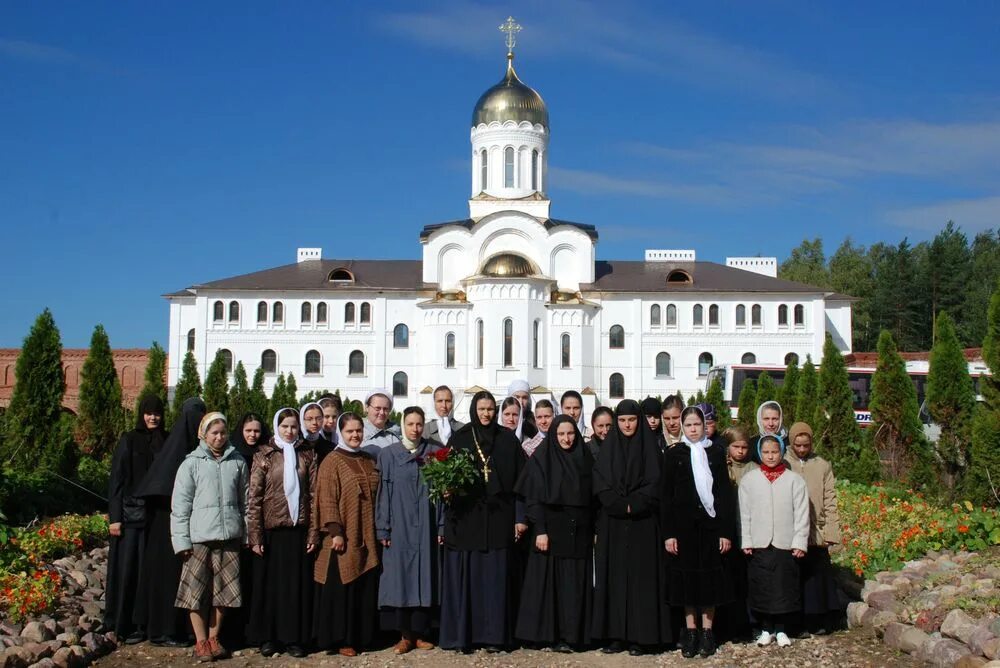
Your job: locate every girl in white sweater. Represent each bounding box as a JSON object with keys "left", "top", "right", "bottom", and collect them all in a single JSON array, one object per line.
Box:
[{"left": 738, "top": 435, "right": 809, "bottom": 648}]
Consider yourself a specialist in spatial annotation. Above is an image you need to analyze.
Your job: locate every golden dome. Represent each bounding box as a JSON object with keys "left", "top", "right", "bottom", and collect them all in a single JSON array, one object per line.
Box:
[
  {"left": 481, "top": 253, "right": 538, "bottom": 277},
  {"left": 472, "top": 55, "right": 549, "bottom": 128}
]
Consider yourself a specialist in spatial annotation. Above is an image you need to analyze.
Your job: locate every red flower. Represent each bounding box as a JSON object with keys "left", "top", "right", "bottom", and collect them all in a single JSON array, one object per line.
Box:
[
  {"left": 433, "top": 448, "right": 451, "bottom": 463},
  {"left": 958, "top": 525, "right": 969, "bottom": 533}
]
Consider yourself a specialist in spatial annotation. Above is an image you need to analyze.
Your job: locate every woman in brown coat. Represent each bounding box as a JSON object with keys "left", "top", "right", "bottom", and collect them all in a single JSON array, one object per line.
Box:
[
  {"left": 246, "top": 407, "right": 318, "bottom": 658},
  {"left": 312, "top": 412, "right": 380, "bottom": 657}
]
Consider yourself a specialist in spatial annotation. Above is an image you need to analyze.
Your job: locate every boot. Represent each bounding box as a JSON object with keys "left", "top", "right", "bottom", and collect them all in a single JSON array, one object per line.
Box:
[{"left": 680, "top": 628, "right": 698, "bottom": 658}]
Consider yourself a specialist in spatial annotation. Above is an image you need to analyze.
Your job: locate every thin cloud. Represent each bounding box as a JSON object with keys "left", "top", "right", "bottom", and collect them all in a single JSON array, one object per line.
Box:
[
  {"left": 886, "top": 196, "right": 1000, "bottom": 233},
  {"left": 548, "top": 166, "right": 738, "bottom": 204},
  {"left": 0, "top": 37, "right": 112, "bottom": 74}
]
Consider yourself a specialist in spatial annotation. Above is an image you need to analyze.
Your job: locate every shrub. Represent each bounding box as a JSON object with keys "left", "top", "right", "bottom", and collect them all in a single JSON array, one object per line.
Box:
[{"left": 0, "top": 567, "right": 61, "bottom": 622}]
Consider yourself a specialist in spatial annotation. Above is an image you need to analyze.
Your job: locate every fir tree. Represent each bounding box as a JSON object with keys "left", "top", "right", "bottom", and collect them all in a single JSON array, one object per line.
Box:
[
  {"left": 755, "top": 372, "right": 777, "bottom": 410},
  {"left": 966, "top": 279, "right": 1000, "bottom": 505},
  {"left": 694, "top": 390, "right": 705, "bottom": 405},
  {"left": 737, "top": 379, "right": 757, "bottom": 434},
  {"left": 927, "top": 311, "right": 976, "bottom": 489},
  {"left": 286, "top": 373, "right": 298, "bottom": 407},
  {"left": 0, "top": 309, "right": 72, "bottom": 472},
  {"left": 779, "top": 360, "right": 800, "bottom": 425},
  {"left": 202, "top": 349, "right": 230, "bottom": 415},
  {"left": 686, "top": 393, "right": 697, "bottom": 406},
  {"left": 815, "top": 333, "right": 862, "bottom": 470},
  {"left": 228, "top": 362, "right": 251, "bottom": 423},
  {"left": 77, "top": 325, "right": 123, "bottom": 458},
  {"left": 797, "top": 355, "right": 819, "bottom": 433},
  {"left": 136, "top": 341, "right": 168, "bottom": 418},
  {"left": 869, "top": 330, "right": 926, "bottom": 484},
  {"left": 270, "top": 373, "right": 289, "bottom": 416},
  {"left": 248, "top": 366, "right": 269, "bottom": 419},
  {"left": 675, "top": 390, "right": 685, "bottom": 407},
  {"left": 705, "top": 378, "right": 731, "bottom": 430},
  {"left": 171, "top": 351, "right": 202, "bottom": 423}
]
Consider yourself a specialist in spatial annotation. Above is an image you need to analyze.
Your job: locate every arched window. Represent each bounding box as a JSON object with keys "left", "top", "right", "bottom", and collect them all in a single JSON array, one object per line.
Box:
[
  {"left": 785, "top": 352, "right": 800, "bottom": 366},
  {"left": 393, "top": 371, "right": 408, "bottom": 397},
  {"left": 257, "top": 301, "right": 268, "bottom": 324},
  {"left": 561, "top": 333, "right": 571, "bottom": 369},
  {"left": 228, "top": 301, "right": 239, "bottom": 323},
  {"left": 348, "top": 350, "right": 365, "bottom": 376},
  {"left": 480, "top": 150, "right": 488, "bottom": 191},
  {"left": 666, "top": 304, "right": 677, "bottom": 326},
  {"left": 503, "top": 318, "right": 513, "bottom": 368},
  {"left": 655, "top": 352, "right": 671, "bottom": 377},
  {"left": 305, "top": 350, "right": 321, "bottom": 375},
  {"left": 272, "top": 301, "right": 284, "bottom": 324},
  {"left": 698, "top": 352, "right": 714, "bottom": 377},
  {"left": 531, "top": 149, "right": 539, "bottom": 190},
  {"left": 360, "top": 302, "right": 371, "bottom": 324},
  {"left": 261, "top": 349, "right": 277, "bottom": 374},
  {"left": 393, "top": 323, "right": 409, "bottom": 348},
  {"left": 736, "top": 304, "right": 747, "bottom": 327},
  {"left": 778, "top": 304, "right": 789, "bottom": 326},
  {"left": 533, "top": 320, "right": 540, "bottom": 368},
  {"left": 693, "top": 304, "right": 704, "bottom": 326},
  {"left": 301, "top": 302, "right": 312, "bottom": 324},
  {"left": 316, "top": 302, "right": 327, "bottom": 324},
  {"left": 709, "top": 304, "right": 719, "bottom": 326},
  {"left": 609, "top": 324, "right": 625, "bottom": 349},
  {"left": 446, "top": 332, "right": 456, "bottom": 368},
  {"left": 186, "top": 328, "right": 195, "bottom": 352},
  {"left": 328, "top": 268, "right": 354, "bottom": 282},
  {"left": 345, "top": 302, "right": 355, "bottom": 324},
  {"left": 794, "top": 304, "right": 805, "bottom": 326},
  {"left": 213, "top": 300, "right": 224, "bottom": 322},
  {"left": 504, "top": 147, "right": 515, "bottom": 188},
  {"left": 751, "top": 304, "right": 762, "bottom": 327},
  {"left": 667, "top": 269, "right": 693, "bottom": 284},
  {"left": 219, "top": 349, "right": 233, "bottom": 374},
  {"left": 650, "top": 304, "right": 661, "bottom": 327},
  {"left": 609, "top": 373, "right": 625, "bottom": 399},
  {"left": 742, "top": 352, "right": 757, "bottom": 364},
  {"left": 476, "top": 319, "right": 484, "bottom": 368}
]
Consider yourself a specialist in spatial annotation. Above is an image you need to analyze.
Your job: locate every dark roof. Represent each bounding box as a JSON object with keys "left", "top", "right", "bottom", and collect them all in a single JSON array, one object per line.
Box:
[
  {"left": 167, "top": 260, "right": 429, "bottom": 295},
  {"left": 419, "top": 218, "right": 598, "bottom": 241},
  {"left": 582, "top": 261, "right": 832, "bottom": 294}
]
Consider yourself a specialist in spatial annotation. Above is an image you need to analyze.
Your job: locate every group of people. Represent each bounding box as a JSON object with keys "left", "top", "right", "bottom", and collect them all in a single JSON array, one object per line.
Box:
[{"left": 104, "top": 381, "right": 843, "bottom": 661}]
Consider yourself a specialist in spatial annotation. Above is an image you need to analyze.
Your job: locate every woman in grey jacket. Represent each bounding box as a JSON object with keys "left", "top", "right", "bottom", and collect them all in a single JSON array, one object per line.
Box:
[{"left": 171, "top": 412, "right": 249, "bottom": 662}]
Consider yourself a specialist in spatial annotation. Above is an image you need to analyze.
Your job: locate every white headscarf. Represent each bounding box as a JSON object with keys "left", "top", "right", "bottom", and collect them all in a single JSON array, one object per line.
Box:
[
  {"left": 756, "top": 400, "right": 786, "bottom": 438},
  {"left": 681, "top": 406, "right": 716, "bottom": 519},
  {"left": 335, "top": 413, "right": 364, "bottom": 453},
  {"left": 365, "top": 389, "right": 393, "bottom": 410},
  {"left": 498, "top": 395, "right": 524, "bottom": 440},
  {"left": 272, "top": 407, "right": 301, "bottom": 525},
  {"left": 299, "top": 402, "right": 323, "bottom": 442}
]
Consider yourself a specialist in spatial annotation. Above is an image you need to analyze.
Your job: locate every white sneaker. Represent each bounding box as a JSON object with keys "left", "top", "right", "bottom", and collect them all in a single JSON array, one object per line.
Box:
[
  {"left": 756, "top": 631, "right": 772, "bottom": 646},
  {"left": 775, "top": 632, "right": 792, "bottom": 647}
]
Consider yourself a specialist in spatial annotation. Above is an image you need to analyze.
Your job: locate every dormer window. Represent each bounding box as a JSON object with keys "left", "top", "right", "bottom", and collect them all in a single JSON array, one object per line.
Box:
[
  {"left": 328, "top": 268, "right": 355, "bottom": 282},
  {"left": 666, "top": 269, "right": 692, "bottom": 284}
]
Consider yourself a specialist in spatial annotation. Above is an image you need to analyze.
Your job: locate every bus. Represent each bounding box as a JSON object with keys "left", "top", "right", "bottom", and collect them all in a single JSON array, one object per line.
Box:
[{"left": 706, "top": 355, "right": 990, "bottom": 427}]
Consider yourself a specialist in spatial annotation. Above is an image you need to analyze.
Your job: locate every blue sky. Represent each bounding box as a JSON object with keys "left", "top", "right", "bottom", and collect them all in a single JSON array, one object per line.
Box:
[{"left": 2, "top": 1, "right": 998, "bottom": 347}]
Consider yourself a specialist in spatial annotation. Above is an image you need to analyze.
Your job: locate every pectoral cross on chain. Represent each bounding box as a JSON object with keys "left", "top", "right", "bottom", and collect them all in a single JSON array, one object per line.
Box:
[{"left": 482, "top": 460, "right": 492, "bottom": 483}]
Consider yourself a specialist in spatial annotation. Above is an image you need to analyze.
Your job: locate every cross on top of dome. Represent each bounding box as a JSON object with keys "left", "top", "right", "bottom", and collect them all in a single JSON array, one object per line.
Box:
[{"left": 499, "top": 16, "right": 522, "bottom": 56}]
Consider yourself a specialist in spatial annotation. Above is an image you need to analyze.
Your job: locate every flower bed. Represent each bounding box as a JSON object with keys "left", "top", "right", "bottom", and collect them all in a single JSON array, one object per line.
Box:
[{"left": 835, "top": 481, "right": 1000, "bottom": 579}]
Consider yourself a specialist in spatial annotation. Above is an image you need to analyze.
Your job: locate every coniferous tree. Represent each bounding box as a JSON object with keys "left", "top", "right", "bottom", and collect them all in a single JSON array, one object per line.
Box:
[
  {"left": 693, "top": 390, "right": 705, "bottom": 405},
  {"left": 779, "top": 238, "right": 830, "bottom": 287},
  {"left": 686, "top": 393, "right": 697, "bottom": 406},
  {"left": 779, "top": 360, "right": 800, "bottom": 425},
  {"left": 270, "top": 373, "right": 289, "bottom": 416},
  {"left": 136, "top": 341, "right": 168, "bottom": 419},
  {"left": 228, "top": 362, "right": 251, "bottom": 423},
  {"left": 286, "top": 373, "right": 298, "bottom": 408},
  {"left": 960, "top": 231, "right": 1000, "bottom": 347},
  {"left": 815, "top": 333, "right": 863, "bottom": 470},
  {"left": 755, "top": 372, "right": 777, "bottom": 410},
  {"left": 77, "top": 325, "right": 123, "bottom": 458},
  {"left": 737, "top": 379, "right": 757, "bottom": 434},
  {"left": 675, "top": 390, "right": 685, "bottom": 407},
  {"left": 869, "top": 330, "right": 927, "bottom": 484},
  {"left": 966, "top": 279, "right": 1000, "bottom": 505},
  {"left": 705, "top": 378, "right": 731, "bottom": 430},
  {"left": 248, "top": 366, "right": 269, "bottom": 419},
  {"left": 797, "top": 355, "right": 819, "bottom": 433},
  {"left": 171, "top": 351, "right": 202, "bottom": 423},
  {"left": 202, "top": 349, "right": 230, "bottom": 415},
  {"left": 1, "top": 309, "right": 71, "bottom": 472},
  {"left": 927, "top": 311, "right": 976, "bottom": 489},
  {"left": 829, "top": 239, "right": 875, "bottom": 351}
]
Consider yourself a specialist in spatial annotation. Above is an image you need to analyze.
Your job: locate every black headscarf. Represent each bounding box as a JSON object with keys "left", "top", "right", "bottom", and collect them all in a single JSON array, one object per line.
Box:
[
  {"left": 126, "top": 395, "right": 168, "bottom": 451},
  {"left": 640, "top": 397, "right": 662, "bottom": 427},
  {"left": 134, "top": 397, "right": 206, "bottom": 498},
  {"left": 230, "top": 412, "right": 271, "bottom": 463},
  {"left": 468, "top": 390, "right": 500, "bottom": 452},
  {"left": 593, "top": 399, "right": 660, "bottom": 498},
  {"left": 450, "top": 389, "right": 522, "bottom": 496},
  {"left": 515, "top": 414, "right": 592, "bottom": 506}
]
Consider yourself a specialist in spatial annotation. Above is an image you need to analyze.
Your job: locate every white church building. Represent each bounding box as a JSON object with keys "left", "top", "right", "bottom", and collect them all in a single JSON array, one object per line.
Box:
[{"left": 165, "top": 36, "right": 854, "bottom": 416}]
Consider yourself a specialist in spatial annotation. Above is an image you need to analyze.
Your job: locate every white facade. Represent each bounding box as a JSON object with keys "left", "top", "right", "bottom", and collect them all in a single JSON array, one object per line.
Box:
[{"left": 165, "top": 53, "right": 853, "bottom": 417}]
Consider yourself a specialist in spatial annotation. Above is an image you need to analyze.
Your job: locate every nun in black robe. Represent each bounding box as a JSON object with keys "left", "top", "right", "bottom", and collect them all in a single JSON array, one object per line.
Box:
[
  {"left": 439, "top": 390, "right": 527, "bottom": 652},
  {"left": 514, "top": 415, "right": 594, "bottom": 650},
  {"left": 104, "top": 395, "right": 168, "bottom": 641},
  {"left": 592, "top": 400, "right": 672, "bottom": 655},
  {"left": 132, "top": 396, "right": 205, "bottom": 645},
  {"left": 640, "top": 397, "right": 666, "bottom": 456}
]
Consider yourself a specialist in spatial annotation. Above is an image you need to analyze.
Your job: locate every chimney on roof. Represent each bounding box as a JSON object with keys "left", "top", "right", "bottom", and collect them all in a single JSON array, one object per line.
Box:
[
  {"left": 645, "top": 249, "right": 695, "bottom": 262},
  {"left": 726, "top": 257, "right": 777, "bottom": 278},
  {"left": 297, "top": 248, "right": 322, "bottom": 263}
]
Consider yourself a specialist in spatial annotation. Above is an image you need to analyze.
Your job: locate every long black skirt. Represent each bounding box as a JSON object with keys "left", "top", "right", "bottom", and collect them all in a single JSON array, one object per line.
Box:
[
  {"left": 801, "top": 546, "right": 844, "bottom": 615},
  {"left": 715, "top": 547, "right": 751, "bottom": 640},
  {"left": 104, "top": 526, "right": 145, "bottom": 636},
  {"left": 313, "top": 557, "right": 378, "bottom": 650},
  {"left": 665, "top": 516, "right": 732, "bottom": 608},
  {"left": 439, "top": 548, "right": 513, "bottom": 649},
  {"left": 132, "top": 499, "right": 187, "bottom": 639},
  {"left": 747, "top": 546, "right": 800, "bottom": 615},
  {"left": 379, "top": 606, "right": 434, "bottom": 636},
  {"left": 247, "top": 526, "right": 313, "bottom": 646},
  {"left": 515, "top": 552, "right": 592, "bottom": 645},
  {"left": 219, "top": 547, "right": 256, "bottom": 649}
]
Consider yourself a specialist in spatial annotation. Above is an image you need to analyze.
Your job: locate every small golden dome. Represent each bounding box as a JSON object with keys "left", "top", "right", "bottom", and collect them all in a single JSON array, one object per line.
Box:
[
  {"left": 472, "top": 55, "right": 548, "bottom": 128},
  {"left": 481, "top": 253, "right": 538, "bottom": 277}
]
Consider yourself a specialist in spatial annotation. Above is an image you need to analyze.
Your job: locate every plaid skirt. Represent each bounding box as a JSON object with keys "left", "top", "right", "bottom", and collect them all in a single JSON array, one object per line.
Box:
[{"left": 175, "top": 540, "right": 242, "bottom": 610}]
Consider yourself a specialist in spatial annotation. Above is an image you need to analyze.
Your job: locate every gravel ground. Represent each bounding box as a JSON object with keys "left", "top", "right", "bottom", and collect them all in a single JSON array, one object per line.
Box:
[{"left": 93, "top": 627, "right": 919, "bottom": 667}]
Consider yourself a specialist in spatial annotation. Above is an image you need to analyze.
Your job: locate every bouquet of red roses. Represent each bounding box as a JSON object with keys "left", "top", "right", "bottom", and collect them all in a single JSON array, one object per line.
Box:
[{"left": 419, "top": 447, "right": 479, "bottom": 504}]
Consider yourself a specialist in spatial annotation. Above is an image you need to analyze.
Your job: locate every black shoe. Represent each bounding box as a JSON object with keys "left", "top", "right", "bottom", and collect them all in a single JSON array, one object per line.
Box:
[
  {"left": 680, "top": 629, "right": 698, "bottom": 658},
  {"left": 698, "top": 629, "right": 717, "bottom": 657},
  {"left": 628, "top": 644, "right": 644, "bottom": 656},
  {"left": 163, "top": 637, "right": 192, "bottom": 648},
  {"left": 483, "top": 645, "right": 504, "bottom": 654},
  {"left": 286, "top": 645, "right": 307, "bottom": 658},
  {"left": 124, "top": 631, "right": 146, "bottom": 645},
  {"left": 260, "top": 641, "right": 281, "bottom": 657},
  {"left": 552, "top": 642, "right": 574, "bottom": 653},
  {"left": 601, "top": 641, "right": 624, "bottom": 654}
]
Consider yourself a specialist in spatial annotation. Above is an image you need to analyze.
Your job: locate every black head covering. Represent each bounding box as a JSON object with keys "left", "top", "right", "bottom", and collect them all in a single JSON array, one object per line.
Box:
[
  {"left": 126, "top": 395, "right": 168, "bottom": 451},
  {"left": 467, "top": 390, "right": 500, "bottom": 452},
  {"left": 134, "top": 395, "right": 166, "bottom": 431},
  {"left": 640, "top": 396, "right": 662, "bottom": 423},
  {"left": 515, "top": 414, "right": 592, "bottom": 506},
  {"left": 593, "top": 399, "right": 660, "bottom": 497},
  {"left": 230, "top": 412, "right": 271, "bottom": 463},
  {"left": 134, "top": 397, "right": 206, "bottom": 498}
]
